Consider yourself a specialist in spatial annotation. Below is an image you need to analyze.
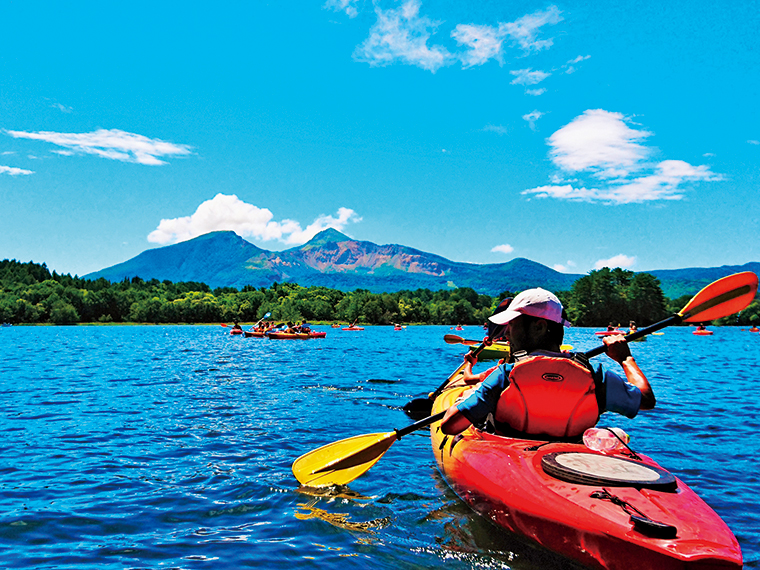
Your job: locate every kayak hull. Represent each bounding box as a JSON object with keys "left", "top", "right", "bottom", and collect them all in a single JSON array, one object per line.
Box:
[
  {"left": 693, "top": 330, "right": 714, "bottom": 335},
  {"left": 342, "top": 327, "right": 364, "bottom": 331},
  {"left": 243, "top": 330, "right": 266, "bottom": 338},
  {"left": 430, "top": 381, "right": 742, "bottom": 570},
  {"left": 595, "top": 330, "right": 624, "bottom": 336},
  {"left": 267, "top": 331, "right": 326, "bottom": 339}
]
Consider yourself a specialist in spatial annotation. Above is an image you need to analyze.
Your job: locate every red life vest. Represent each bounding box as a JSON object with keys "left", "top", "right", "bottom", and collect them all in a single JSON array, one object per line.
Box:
[{"left": 495, "top": 352, "right": 600, "bottom": 438}]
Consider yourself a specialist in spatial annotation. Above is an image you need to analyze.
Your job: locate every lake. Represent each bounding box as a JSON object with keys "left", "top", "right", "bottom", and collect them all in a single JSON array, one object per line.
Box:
[{"left": 1, "top": 325, "right": 758, "bottom": 569}]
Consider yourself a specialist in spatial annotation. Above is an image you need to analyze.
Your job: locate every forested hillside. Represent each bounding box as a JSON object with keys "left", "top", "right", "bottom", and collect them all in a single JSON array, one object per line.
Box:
[{"left": 3, "top": 260, "right": 757, "bottom": 327}]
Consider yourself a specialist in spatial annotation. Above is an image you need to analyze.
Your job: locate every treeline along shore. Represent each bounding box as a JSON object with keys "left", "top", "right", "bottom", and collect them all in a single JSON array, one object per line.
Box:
[{"left": 2, "top": 259, "right": 758, "bottom": 327}]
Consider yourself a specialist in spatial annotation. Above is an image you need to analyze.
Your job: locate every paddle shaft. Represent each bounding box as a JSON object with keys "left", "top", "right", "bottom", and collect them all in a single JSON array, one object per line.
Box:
[
  {"left": 427, "top": 342, "right": 488, "bottom": 401},
  {"left": 396, "top": 410, "right": 446, "bottom": 439}
]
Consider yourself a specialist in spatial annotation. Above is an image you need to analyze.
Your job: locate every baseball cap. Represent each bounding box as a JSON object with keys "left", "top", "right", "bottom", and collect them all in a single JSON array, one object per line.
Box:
[{"left": 487, "top": 288, "right": 571, "bottom": 327}]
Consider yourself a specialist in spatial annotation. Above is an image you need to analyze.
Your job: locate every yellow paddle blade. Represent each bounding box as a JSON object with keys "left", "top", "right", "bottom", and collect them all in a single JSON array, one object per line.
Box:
[
  {"left": 679, "top": 272, "right": 758, "bottom": 322},
  {"left": 292, "top": 431, "right": 398, "bottom": 487},
  {"left": 561, "top": 344, "right": 574, "bottom": 351}
]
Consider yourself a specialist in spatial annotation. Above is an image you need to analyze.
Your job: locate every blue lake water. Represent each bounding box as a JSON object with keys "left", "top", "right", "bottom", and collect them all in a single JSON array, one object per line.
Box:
[{"left": 1, "top": 324, "right": 758, "bottom": 569}]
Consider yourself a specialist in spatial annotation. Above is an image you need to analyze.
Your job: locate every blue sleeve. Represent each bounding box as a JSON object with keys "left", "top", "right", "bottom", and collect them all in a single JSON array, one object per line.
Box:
[
  {"left": 602, "top": 367, "right": 642, "bottom": 418},
  {"left": 457, "top": 364, "right": 511, "bottom": 425}
]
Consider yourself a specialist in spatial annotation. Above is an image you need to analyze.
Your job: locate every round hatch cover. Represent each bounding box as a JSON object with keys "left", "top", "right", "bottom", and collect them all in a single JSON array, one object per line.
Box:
[{"left": 541, "top": 452, "right": 677, "bottom": 489}]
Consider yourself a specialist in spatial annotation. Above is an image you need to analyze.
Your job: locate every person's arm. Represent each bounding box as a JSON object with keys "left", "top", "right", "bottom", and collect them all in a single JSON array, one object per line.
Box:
[
  {"left": 602, "top": 335, "right": 656, "bottom": 410},
  {"left": 441, "top": 366, "right": 508, "bottom": 434},
  {"left": 441, "top": 404, "right": 473, "bottom": 435}
]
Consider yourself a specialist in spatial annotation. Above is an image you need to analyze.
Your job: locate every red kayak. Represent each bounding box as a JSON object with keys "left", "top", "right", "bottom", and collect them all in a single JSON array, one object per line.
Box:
[
  {"left": 267, "top": 331, "right": 326, "bottom": 339},
  {"left": 243, "top": 330, "right": 266, "bottom": 338},
  {"left": 430, "top": 381, "right": 742, "bottom": 570},
  {"left": 595, "top": 329, "right": 624, "bottom": 336},
  {"left": 342, "top": 327, "right": 364, "bottom": 331},
  {"left": 693, "top": 329, "right": 714, "bottom": 336},
  {"left": 229, "top": 329, "right": 243, "bottom": 335}
]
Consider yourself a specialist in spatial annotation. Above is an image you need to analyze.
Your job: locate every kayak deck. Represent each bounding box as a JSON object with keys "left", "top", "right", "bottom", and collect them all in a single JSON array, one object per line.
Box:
[{"left": 429, "top": 379, "right": 742, "bottom": 570}]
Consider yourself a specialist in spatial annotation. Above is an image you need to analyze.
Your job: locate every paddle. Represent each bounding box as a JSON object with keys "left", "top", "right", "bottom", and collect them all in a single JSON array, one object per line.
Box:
[
  {"left": 444, "top": 334, "right": 574, "bottom": 352},
  {"left": 293, "top": 272, "right": 757, "bottom": 488},
  {"left": 248, "top": 311, "right": 272, "bottom": 331}
]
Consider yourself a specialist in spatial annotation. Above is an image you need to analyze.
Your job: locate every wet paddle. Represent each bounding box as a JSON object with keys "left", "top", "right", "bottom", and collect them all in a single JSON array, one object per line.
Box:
[{"left": 293, "top": 272, "right": 757, "bottom": 487}]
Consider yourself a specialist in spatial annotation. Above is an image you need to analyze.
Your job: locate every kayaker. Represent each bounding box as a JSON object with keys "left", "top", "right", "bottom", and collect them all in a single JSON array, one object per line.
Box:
[
  {"left": 628, "top": 320, "right": 637, "bottom": 334},
  {"left": 441, "top": 288, "right": 656, "bottom": 437},
  {"left": 231, "top": 321, "right": 242, "bottom": 331}
]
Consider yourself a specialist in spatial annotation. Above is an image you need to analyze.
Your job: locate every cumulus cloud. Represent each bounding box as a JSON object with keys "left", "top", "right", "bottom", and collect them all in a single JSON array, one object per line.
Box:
[
  {"left": 522, "top": 109, "right": 720, "bottom": 204},
  {"left": 147, "top": 194, "right": 361, "bottom": 246},
  {"left": 547, "top": 109, "right": 651, "bottom": 177},
  {"left": 353, "top": 0, "right": 452, "bottom": 72},
  {"left": 526, "top": 88, "right": 546, "bottom": 96},
  {"left": 523, "top": 110, "right": 544, "bottom": 130},
  {"left": 749, "top": 140, "right": 760, "bottom": 145},
  {"left": 491, "top": 244, "right": 514, "bottom": 254},
  {"left": 0, "top": 165, "right": 34, "bottom": 176},
  {"left": 324, "top": 0, "right": 359, "bottom": 18},
  {"left": 6, "top": 128, "right": 192, "bottom": 165},
  {"left": 594, "top": 254, "right": 636, "bottom": 270}
]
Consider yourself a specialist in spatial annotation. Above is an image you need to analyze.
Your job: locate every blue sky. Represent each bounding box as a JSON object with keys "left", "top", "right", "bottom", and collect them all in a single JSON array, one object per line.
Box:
[{"left": 1, "top": 0, "right": 758, "bottom": 278}]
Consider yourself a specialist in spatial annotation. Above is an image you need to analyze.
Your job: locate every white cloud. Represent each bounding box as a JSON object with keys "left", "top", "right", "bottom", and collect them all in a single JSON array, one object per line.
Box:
[
  {"left": 482, "top": 124, "right": 508, "bottom": 135},
  {"left": 491, "top": 244, "right": 514, "bottom": 254},
  {"left": 510, "top": 68, "right": 550, "bottom": 86},
  {"left": 547, "top": 109, "right": 651, "bottom": 178},
  {"left": 147, "top": 194, "right": 361, "bottom": 246},
  {"left": 523, "top": 159, "right": 718, "bottom": 204},
  {"left": 594, "top": 254, "right": 636, "bottom": 270},
  {"left": 452, "top": 23, "right": 505, "bottom": 68},
  {"left": 0, "top": 165, "right": 34, "bottom": 176},
  {"left": 523, "top": 110, "right": 544, "bottom": 130},
  {"left": 353, "top": 3, "right": 562, "bottom": 72},
  {"left": 353, "top": 0, "right": 452, "bottom": 72},
  {"left": 324, "top": 0, "right": 359, "bottom": 18},
  {"left": 553, "top": 264, "right": 567, "bottom": 272},
  {"left": 748, "top": 140, "right": 760, "bottom": 145},
  {"left": 500, "top": 5, "right": 562, "bottom": 52},
  {"left": 526, "top": 88, "right": 546, "bottom": 96},
  {"left": 6, "top": 128, "right": 192, "bottom": 165}
]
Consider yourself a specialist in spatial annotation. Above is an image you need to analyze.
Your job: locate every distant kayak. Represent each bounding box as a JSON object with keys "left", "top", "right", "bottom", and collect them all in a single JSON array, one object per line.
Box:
[
  {"left": 230, "top": 329, "right": 243, "bottom": 335},
  {"left": 342, "top": 327, "right": 364, "bottom": 331},
  {"left": 693, "top": 329, "right": 714, "bottom": 336},
  {"left": 267, "top": 331, "right": 326, "bottom": 340},
  {"left": 469, "top": 342, "right": 510, "bottom": 361},
  {"left": 244, "top": 330, "right": 266, "bottom": 338},
  {"left": 595, "top": 329, "right": 624, "bottom": 336}
]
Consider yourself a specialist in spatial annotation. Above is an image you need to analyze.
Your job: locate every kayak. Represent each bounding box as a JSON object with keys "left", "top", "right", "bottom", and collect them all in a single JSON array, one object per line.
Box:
[
  {"left": 429, "top": 376, "right": 742, "bottom": 570},
  {"left": 394, "top": 327, "right": 403, "bottom": 331},
  {"left": 244, "top": 330, "right": 266, "bottom": 338},
  {"left": 693, "top": 330, "right": 714, "bottom": 335},
  {"left": 595, "top": 329, "right": 624, "bottom": 336},
  {"left": 342, "top": 327, "right": 364, "bottom": 331},
  {"left": 267, "top": 331, "right": 326, "bottom": 339},
  {"left": 331, "top": 324, "right": 341, "bottom": 328},
  {"left": 230, "top": 329, "right": 243, "bottom": 335},
  {"left": 468, "top": 342, "right": 510, "bottom": 361}
]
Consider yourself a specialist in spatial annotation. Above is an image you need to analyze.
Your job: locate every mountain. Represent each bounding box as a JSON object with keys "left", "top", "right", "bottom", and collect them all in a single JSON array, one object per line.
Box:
[
  {"left": 84, "top": 230, "right": 759, "bottom": 298},
  {"left": 85, "top": 230, "right": 580, "bottom": 295}
]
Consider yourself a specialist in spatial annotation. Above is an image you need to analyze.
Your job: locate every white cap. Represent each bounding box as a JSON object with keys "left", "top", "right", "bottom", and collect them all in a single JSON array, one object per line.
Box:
[{"left": 487, "top": 288, "right": 571, "bottom": 327}]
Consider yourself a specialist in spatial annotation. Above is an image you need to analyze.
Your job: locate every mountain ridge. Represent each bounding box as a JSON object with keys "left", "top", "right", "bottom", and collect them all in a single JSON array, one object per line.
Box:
[{"left": 84, "top": 230, "right": 759, "bottom": 298}]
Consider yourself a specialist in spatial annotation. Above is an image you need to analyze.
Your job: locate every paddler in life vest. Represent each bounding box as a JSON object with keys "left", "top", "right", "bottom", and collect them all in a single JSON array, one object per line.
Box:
[{"left": 441, "top": 288, "right": 656, "bottom": 438}]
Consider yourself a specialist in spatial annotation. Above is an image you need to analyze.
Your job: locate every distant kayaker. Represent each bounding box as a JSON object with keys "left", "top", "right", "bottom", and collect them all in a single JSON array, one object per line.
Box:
[
  {"left": 441, "top": 288, "right": 656, "bottom": 437},
  {"left": 231, "top": 321, "right": 242, "bottom": 331},
  {"left": 628, "top": 321, "right": 637, "bottom": 334}
]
